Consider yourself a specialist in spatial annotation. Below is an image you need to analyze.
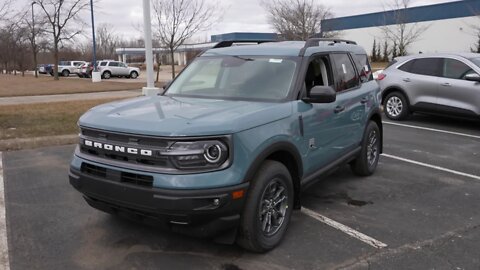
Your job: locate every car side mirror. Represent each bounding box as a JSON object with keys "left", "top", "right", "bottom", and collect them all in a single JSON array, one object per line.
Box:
[
  {"left": 465, "top": 73, "right": 480, "bottom": 82},
  {"left": 163, "top": 80, "right": 172, "bottom": 90},
  {"left": 302, "top": 86, "right": 336, "bottom": 103}
]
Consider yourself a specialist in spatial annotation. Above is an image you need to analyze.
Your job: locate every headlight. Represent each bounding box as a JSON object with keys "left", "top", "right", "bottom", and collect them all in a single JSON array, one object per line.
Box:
[{"left": 163, "top": 140, "right": 230, "bottom": 170}]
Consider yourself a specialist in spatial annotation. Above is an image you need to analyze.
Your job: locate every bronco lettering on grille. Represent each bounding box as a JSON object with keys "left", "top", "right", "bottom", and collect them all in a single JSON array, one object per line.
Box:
[{"left": 83, "top": 139, "right": 153, "bottom": 157}]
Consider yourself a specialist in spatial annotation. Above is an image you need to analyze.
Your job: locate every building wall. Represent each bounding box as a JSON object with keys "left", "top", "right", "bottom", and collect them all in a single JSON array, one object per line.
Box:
[{"left": 334, "top": 16, "right": 478, "bottom": 57}]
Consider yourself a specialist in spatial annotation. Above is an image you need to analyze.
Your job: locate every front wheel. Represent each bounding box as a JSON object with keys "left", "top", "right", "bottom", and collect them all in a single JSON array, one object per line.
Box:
[
  {"left": 130, "top": 71, "right": 138, "bottom": 79},
  {"left": 350, "top": 121, "right": 381, "bottom": 176},
  {"left": 236, "top": 160, "right": 293, "bottom": 252}
]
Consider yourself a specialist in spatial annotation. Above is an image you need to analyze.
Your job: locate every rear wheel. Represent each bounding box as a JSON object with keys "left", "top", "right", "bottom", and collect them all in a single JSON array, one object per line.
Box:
[
  {"left": 62, "top": 69, "right": 70, "bottom": 77},
  {"left": 236, "top": 160, "right": 293, "bottom": 252},
  {"left": 384, "top": 92, "right": 409, "bottom": 120},
  {"left": 351, "top": 121, "right": 380, "bottom": 176}
]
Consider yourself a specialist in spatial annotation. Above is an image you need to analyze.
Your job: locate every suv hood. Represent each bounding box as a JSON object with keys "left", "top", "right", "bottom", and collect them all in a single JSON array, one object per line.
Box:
[{"left": 79, "top": 96, "right": 292, "bottom": 136}]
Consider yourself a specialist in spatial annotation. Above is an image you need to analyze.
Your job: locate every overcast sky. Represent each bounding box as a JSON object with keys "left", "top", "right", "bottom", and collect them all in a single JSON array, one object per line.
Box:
[{"left": 16, "top": 0, "right": 457, "bottom": 40}]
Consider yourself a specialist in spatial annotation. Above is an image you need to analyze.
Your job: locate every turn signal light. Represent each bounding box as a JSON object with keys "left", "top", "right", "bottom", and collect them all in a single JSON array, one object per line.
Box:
[{"left": 232, "top": 190, "right": 244, "bottom": 200}]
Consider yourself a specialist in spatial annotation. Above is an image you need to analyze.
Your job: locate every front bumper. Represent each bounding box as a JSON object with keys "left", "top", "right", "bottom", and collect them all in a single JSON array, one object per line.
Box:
[{"left": 69, "top": 166, "right": 249, "bottom": 238}]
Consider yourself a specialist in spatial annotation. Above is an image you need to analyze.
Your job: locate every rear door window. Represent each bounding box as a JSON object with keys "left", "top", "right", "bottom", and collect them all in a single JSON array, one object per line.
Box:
[
  {"left": 331, "top": 53, "right": 359, "bottom": 92},
  {"left": 100, "top": 62, "right": 107, "bottom": 66},
  {"left": 407, "top": 58, "right": 442, "bottom": 77},
  {"left": 108, "top": 62, "right": 119, "bottom": 67},
  {"left": 354, "top": 54, "right": 373, "bottom": 81},
  {"left": 442, "top": 58, "right": 477, "bottom": 80}
]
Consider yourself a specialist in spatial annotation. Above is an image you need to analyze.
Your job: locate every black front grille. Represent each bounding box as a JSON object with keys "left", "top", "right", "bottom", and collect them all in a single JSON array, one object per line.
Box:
[
  {"left": 81, "top": 162, "right": 154, "bottom": 188},
  {"left": 81, "top": 127, "right": 172, "bottom": 148},
  {"left": 79, "top": 146, "right": 169, "bottom": 167},
  {"left": 81, "top": 163, "right": 106, "bottom": 178},
  {"left": 79, "top": 127, "right": 174, "bottom": 168},
  {"left": 121, "top": 172, "right": 154, "bottom": 187}
]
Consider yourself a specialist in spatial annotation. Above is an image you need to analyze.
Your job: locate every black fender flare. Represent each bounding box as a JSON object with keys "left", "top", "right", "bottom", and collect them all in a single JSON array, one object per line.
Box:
[
  {"left": 365, "top": 107, "right": 383, "bottom": 153},
  {"left": 244, "top": 141, "right": 304, "bottom": 209}
]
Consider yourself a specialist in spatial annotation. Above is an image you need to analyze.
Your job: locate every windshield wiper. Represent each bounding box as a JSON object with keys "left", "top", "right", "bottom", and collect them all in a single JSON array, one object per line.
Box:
[
  {"left": 207, "top": 52, "right": 254, "bottom": 61},
  {"left": 231, "top": 55, "right": 255, "bottom": 61}
]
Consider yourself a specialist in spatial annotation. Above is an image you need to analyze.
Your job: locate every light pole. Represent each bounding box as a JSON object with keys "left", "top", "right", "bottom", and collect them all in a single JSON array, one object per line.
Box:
[
  {"left": 142, "top": 0, "right": 160, "bottom": 96},
  {"left": 90, "top": 0, "right": 101, "bottom": 82},
  {"left": 32, "top": 1, "right": 38, "bottom": 78}
]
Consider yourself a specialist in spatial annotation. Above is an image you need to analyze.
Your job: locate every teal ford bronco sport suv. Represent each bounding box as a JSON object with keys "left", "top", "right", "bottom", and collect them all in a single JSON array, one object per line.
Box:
[{"left": 69, "top": 38, "right": 383, "bottom": 252}]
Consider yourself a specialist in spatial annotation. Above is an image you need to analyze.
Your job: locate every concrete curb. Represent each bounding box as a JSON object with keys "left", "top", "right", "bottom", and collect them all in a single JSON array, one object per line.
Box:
[{"left": 0, "top": 135, "right": 78, "bottom": 151}]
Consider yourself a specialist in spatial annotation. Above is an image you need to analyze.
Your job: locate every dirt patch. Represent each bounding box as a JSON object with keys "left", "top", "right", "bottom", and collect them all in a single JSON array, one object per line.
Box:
[
  {"left": 0, "top": 98, "right": 126, "bottom": 142},
  {"left": 0, "top": 74, "right": 164, "bottom": 97}
]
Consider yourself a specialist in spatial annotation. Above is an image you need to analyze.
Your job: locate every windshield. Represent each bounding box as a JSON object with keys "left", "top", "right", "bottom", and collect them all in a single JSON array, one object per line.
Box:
[
  {"left": 166, "top": 56, "right": 298, "bottom": 101},
  {"left": 471, "top": 57, "right": 480, "bottom": 68}
]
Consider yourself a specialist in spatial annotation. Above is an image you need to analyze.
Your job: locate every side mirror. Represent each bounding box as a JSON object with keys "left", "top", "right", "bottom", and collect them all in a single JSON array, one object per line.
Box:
[
  {"left": 163, "top": 80, "right": 172, "bottom": 90},
  {"left": 465, "top": 73, "right": 480, "bottom": 82},
  {"left": 302, "top": 86, "right": 336, "bottom": 103}
]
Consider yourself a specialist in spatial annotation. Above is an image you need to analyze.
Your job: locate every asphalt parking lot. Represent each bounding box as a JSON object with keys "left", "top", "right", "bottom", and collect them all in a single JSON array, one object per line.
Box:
[{"left": 2, "top": 114, "right": 480, "bottom": 270}]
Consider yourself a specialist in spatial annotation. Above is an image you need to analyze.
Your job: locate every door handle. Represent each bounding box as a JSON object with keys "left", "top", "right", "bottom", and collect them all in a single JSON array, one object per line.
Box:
[
  {"left": 334, "top": 105, "right": 345, "bottom": 114},
  {"left": 441, "top": 82, "right": 451, "bottom": 87},
  {"left": 360, "top": 97, "right": 368, "bottom": 104},
  {"left": 402, "top": 78, "right": 411, "bottom": 82}
]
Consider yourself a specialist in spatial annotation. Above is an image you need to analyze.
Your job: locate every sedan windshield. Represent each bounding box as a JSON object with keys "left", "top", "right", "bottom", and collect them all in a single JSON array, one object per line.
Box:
[
  {"left": 471, "top": 57, "right": 480, "bottom": 69},
  {"left": 166, "top": 56, "right": 298, "bottom": 101}
]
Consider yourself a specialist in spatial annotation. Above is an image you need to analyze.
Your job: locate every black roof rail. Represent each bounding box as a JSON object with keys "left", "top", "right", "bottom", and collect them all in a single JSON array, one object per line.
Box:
[
  {"left": 212, "top": 40, "right": 276, "bottom": 49},
  {"left": 299, "top": 38, "right": 358, "bottom": 56}
]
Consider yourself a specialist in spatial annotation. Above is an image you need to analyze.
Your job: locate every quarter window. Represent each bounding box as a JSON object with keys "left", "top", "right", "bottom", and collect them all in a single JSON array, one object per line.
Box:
[
  {"left": 331, "top": 53, "right": 359, "bottom": 92},
  {"left": 443, "top": 59, "right": 476, "bottom": 80}
]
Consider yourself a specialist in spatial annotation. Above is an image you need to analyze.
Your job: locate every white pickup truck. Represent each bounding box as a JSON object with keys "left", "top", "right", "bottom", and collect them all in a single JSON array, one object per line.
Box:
[{"left": 50, "top": 61, "right": 86, "bottom": 77}]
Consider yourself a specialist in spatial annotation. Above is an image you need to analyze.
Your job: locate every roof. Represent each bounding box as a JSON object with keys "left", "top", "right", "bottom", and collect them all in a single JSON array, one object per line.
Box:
[
  {"left": 203, "top": 41, "right": 368, "bottom": 57},
  {"left": 322, "top": 0, "right": 480, "bottom": 32},
  {"left": 396, "top": 52, "right": 480, "bottom": 61}
]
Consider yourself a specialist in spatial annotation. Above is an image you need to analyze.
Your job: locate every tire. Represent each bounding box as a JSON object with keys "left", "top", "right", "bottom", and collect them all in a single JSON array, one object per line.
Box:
[
  {"left": 62, "top": 70, "right": 70, "bottom": 77},
  {"left": 130, "top": 71, "right": 138, "bottom": 79},
  {"left": 383, "top": 92, "right": 409, "bottom": 120},
  {"left": 102, "top": 71, "right": 111, "bottom": 79},
  {"left": 236, "top": 160, "right": 294, "bottom": 253},
  {"left": 350, "top": 121, "right": 381, "bottom": 176}
]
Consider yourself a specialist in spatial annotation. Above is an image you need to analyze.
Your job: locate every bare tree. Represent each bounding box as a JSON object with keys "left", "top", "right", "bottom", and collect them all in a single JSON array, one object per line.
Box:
[
  {"left": 0, "top": 19, "right": 30, "bottom": 75},
  {"left": 36, "top": 0, "right": 89, "bottom": 80},
  {"left": 0, "top": 0, "right": 12, "bottom": 22},
  {"left": 21, "top": 3, "right": 48, "bottom": 78},
  {"left": 152, "top": 0, "right": 220, "bottom": 79},
  {"left": 96, "top": 23, "right": 120, "bottom": 60},
  {"left": 380, "top": 0, "right": 429, "bottom": 56},
  {"left": 262, "top": 0, "right": 335, "bottom": 40},
  {"left": 468, "top": 10, "right": 480, "bottom": 53}
]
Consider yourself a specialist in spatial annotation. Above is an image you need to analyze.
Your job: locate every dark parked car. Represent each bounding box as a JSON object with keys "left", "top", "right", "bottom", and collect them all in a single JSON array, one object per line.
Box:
[{"left": 37, "top": 64, "right": 53, "bottom": 74}]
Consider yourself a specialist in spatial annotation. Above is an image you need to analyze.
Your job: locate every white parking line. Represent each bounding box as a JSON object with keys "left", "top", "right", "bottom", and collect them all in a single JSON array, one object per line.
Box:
[
  {"left": 382, "top": 153, "right": 480, "bottom": 181},
  {"left": 301, "top": 207, "right": 388, "bottom": 249},
  {"left": 383, "top": 121, "right": 480, "bottom": 140},
  {"left": 0, "top": 153, "right": 9, "bottom": 270}
]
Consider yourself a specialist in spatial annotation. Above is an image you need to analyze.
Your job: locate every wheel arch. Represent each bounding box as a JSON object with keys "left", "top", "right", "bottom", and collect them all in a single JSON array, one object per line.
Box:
[
  {"left": 367, "top": 109, "right": 383, "bottom": 154},
  {"left": 244, "top": 142, "right": 303, "bottom": 209},
  {"left": 381, "top": 86, "right": 411, "bottom": 107}
]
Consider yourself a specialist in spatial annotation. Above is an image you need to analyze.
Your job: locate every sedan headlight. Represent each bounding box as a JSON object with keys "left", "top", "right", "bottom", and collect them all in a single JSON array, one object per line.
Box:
[{"left": 163, "top": 140, "right": 230, "bottom": 170}]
